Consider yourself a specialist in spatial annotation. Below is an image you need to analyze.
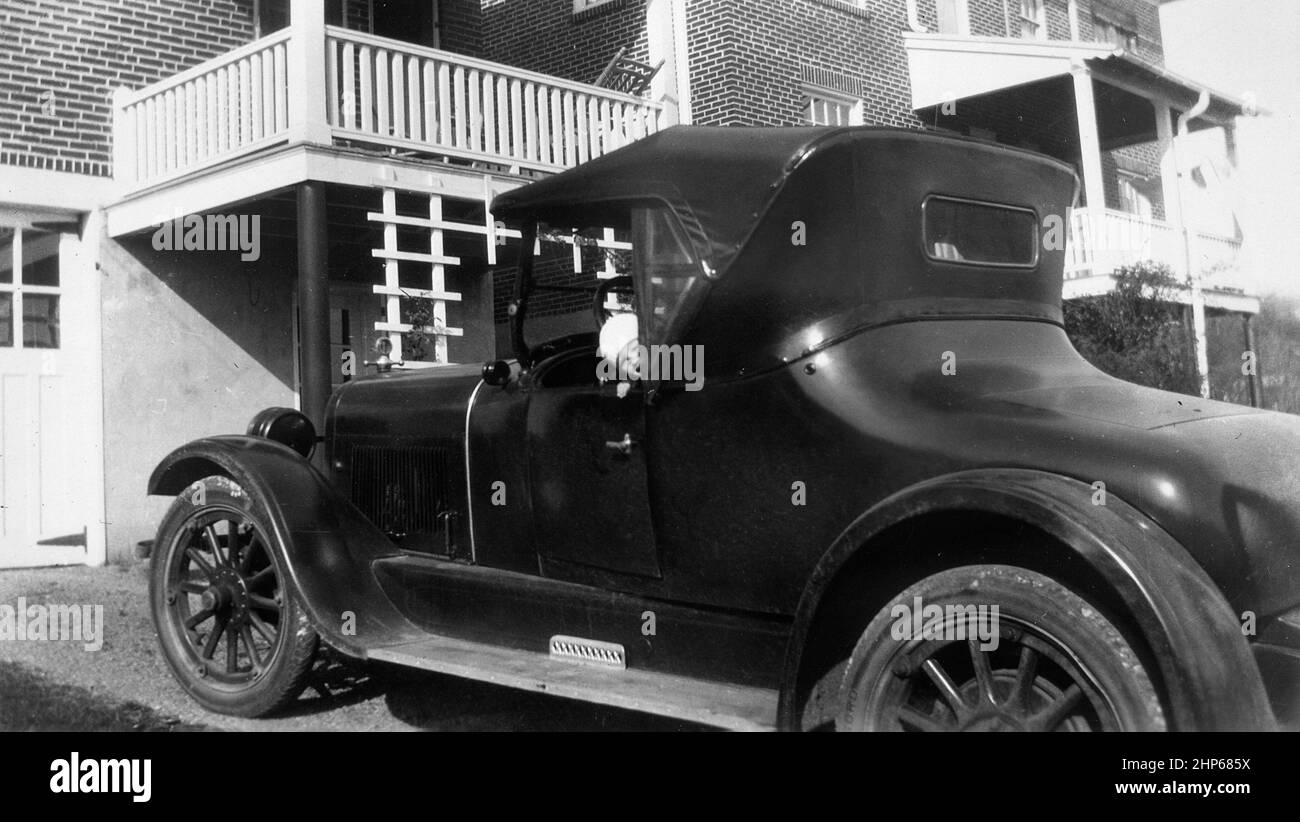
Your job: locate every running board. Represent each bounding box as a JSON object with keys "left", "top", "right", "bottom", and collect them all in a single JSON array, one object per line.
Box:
[{"left": 368, "top": 634, "right": 778, "bottom": 732}]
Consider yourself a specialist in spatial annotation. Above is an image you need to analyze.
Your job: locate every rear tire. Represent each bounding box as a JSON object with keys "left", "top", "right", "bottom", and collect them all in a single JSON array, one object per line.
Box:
[
  {"left": 149, "top": 475, "right": 318, "bottom": 717},
  {"left": 835, "top": 565, "right": 1166, "bottom": 731}
]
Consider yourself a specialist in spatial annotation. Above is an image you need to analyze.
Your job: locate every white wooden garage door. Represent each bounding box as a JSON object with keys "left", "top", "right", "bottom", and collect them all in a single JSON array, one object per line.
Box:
[{"left": 0, "top": 225, "right": 98, "bottom": 567}]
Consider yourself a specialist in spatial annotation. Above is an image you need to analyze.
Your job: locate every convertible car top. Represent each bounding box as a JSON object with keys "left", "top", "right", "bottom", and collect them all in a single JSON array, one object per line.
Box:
[{"left": 498, "top": 126, "right": 1078, "bottom": 377}]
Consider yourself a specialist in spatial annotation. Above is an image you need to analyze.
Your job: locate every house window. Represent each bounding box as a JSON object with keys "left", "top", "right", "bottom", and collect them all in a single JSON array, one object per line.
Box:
[
  {"left": 573, "top": 0, "right": 622, "bottom": 14},
  {"left": 804, "top": 88, "right": 863, "bottom": 126},
  {"left": 1117, "top": 174, "right": 1153, "bottom": 220},
  {"left": 1093, "top": 18, "right": 1139, "bottom": 51},
  {"left": 1019, "top": 0, "right": 1046, "bottom": 40},
  {"left": 936, "top": 0, "right": 970, "bottom": 36}
]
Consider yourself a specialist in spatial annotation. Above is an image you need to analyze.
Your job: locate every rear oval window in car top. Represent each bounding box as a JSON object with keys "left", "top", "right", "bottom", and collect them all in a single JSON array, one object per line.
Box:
[{"left": 922, "top": 196, "right": 1039, "bottom": 267}]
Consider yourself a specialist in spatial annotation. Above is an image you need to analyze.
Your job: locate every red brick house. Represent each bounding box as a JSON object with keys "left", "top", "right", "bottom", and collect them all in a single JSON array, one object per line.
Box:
[{"left": 0, "top": 0, "right": 1254, "bottom": 568}]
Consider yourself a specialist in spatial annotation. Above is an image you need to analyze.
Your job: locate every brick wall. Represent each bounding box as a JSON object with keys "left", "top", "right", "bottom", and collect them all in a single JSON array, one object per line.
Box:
[
  {"left": 438, "top": 0, "right": 483, "bottom": 57},
  {"left": 480, "top": 0, "right": 648, "bottom": 85},
  {"left": 686, "top": 0, "right": 921, "bottom": 128},
  {"left": 0, "top": 0, "right": 257, "bottom": 178}
]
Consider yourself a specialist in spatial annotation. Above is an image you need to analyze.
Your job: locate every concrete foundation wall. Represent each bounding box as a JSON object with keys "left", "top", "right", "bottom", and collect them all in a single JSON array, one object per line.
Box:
[{"left": 98, "top": 230, "right": 297, "bottom": 561}]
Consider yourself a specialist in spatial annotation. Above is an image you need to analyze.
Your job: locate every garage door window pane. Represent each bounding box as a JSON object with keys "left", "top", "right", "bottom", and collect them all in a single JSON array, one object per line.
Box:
[
  {"left": 0, "top": 294, "right": 11, "bottom": 346},
  {"left": 22, "top": 230, "right": 59, "bottom": 287},
  {"left": 23, "top": 293, "right": 58, "bottom": 348},
  {"left": 0, "top": 228, "right": 12, "bottom": 284}
]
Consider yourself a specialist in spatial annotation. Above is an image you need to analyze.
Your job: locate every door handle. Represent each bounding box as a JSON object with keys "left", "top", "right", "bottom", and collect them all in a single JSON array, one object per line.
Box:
[{"left": 604, "top": 433, "right": 637, "bottom": 456}]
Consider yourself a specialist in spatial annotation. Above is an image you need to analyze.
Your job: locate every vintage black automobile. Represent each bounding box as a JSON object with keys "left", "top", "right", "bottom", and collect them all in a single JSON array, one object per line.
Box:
[{"left": 147, "top": 126, "right": 1299, "bottom": 731}]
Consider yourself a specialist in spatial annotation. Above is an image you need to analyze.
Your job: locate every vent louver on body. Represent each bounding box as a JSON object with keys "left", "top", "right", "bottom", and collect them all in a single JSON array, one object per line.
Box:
[{"left": 549, "top": 636, "right": 627, "bottom": 669}]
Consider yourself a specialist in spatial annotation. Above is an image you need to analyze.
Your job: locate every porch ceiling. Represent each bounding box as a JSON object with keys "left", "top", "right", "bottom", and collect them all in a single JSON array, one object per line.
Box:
[{"left": 902, "top": 33, "right": 1250, "bottom": 124}]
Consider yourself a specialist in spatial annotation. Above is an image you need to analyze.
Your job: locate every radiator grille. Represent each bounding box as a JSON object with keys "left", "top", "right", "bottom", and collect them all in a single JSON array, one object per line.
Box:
[{"left": 350, "top": 445, "right": 453, "bottom": 536}]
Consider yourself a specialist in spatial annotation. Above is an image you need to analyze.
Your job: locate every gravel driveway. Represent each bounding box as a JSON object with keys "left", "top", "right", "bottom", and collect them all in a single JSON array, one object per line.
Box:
[{"left": 0, "top": 564, "right": 699, "bottom": 731}]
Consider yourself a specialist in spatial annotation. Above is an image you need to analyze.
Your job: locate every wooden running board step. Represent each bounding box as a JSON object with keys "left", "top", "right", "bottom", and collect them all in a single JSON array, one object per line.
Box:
[{"left": 368, "top": 634, "right": 779, "bottom": 732}]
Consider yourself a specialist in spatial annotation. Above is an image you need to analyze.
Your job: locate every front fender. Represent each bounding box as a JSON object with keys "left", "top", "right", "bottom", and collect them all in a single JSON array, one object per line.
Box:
[
  {"left": 779, "top": 468, "right": 1274, "bottom": 731},
  {"left": 149, "top": 436, "right": 424, "bottom": 656}
]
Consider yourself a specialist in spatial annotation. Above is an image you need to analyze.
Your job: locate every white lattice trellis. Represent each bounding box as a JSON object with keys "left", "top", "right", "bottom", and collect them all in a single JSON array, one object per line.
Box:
[{"left": 367, "top": 171, "right": 632, "bottom": 363}]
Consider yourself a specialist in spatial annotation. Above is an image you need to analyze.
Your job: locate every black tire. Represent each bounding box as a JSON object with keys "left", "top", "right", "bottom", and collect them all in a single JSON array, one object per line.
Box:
[
  {"left": 149, "top": 475, "right": 318, "bottom": 717},
  {"left": 835, "top": 565, "right": 1166, "bottom": 731}
]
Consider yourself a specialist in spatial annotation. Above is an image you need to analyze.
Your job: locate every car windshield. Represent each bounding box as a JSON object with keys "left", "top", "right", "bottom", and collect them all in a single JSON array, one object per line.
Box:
[
  {"left": 522, "top": 222, "right": 632, "bottom": 350},
  {"left": 519, "top": 205, "right": 701, "bottom": 357}
]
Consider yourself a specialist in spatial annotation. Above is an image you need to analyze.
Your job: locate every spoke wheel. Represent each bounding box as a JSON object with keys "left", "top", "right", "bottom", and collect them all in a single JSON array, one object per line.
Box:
[
  {"left": 150, "top": 475, "right": 318, "bottom": 717},
  {"left": 835, "top": 565, "right": 1166, "bottom": 732},
  {"left": 168, "top": 509, "right": 282, "bottom": 685}
]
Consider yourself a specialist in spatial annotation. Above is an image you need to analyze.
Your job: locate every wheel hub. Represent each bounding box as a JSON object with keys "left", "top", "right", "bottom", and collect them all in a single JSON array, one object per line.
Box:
[{"left": 202, "top": 566, "right": 250, "bottom": 625}]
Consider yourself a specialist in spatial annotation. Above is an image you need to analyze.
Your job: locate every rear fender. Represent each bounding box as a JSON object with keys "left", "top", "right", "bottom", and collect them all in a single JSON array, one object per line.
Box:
[
  {"left": 148, "top": 435, "right": 424, "bottom": 656},
  {"left": 780, "top": 468, "right": 1274, "bottom": 731}
]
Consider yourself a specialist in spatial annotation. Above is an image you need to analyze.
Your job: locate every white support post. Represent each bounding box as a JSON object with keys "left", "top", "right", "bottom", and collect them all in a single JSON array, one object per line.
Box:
[
  {"left": 112, "top": 87, "right": 136, "bottom": 187},
  {"left": 1072, "top": 68, "right": 1108, "bottom": 276},
  {"left": 1177, "top": 94, "right": 1212, "bottom": 399},
  {"left": 428, "top": 194, "right": 449, "bottom": 364},
  {"left": 287, "top": 0, "right": 331, "bottom": 145},
  {"left": 1072, "top": 68, "right": 1107, "bottom": 212},
  {"left": 483, "top": 174, "right": 498, "bottom": 266},
  {"left": 647, "top": 0, "right": 681, "bottom": 127},
  {"left": 381, "top": 186, "right": 403, "bottom": 361},
  {"left": 1155, "top": 103, "right": 1183, "bottom": 228}
]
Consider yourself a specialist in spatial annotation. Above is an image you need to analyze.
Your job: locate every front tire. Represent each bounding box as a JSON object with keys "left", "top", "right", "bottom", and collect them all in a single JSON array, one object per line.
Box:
[
  {"left": 835, "top": 565, "right": 1166, "bottom": 731},
  {"left": 149, "top": 475, "right": 318, "bottom": 717}
]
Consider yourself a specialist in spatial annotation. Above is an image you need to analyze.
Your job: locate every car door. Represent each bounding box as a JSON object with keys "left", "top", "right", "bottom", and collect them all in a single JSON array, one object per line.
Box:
[{"left": 525, "top": 370, "right": 661, "bottom": 579}]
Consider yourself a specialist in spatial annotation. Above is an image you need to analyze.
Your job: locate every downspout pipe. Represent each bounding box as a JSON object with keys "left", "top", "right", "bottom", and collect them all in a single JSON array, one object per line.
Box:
[{"left": 1174, "top": 90, "right": 1212, "bottom": 398}]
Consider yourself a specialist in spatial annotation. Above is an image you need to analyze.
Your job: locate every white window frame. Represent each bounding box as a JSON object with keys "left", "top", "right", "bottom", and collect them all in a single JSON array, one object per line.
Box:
[
  {"left": 1019, "top": 0, "right": 1047, "bottom": 40},
  {"left": 936, "top": 0, "right": 971, "bottom": 36},
  {"left": 573, "top": 0, "right": 621, "bottom": 14},
  {"left": 1092, "top": 17, "right": 1139, "bottom": 51},
  {"left": 1117, "top": 171, "right": 1154, "bottom": 220},
  {"left": 803, "top": 86, "right": 864, "bottom": 127},
  {"left": 0, "top": 226, "right": 62, "bottom": 351}
]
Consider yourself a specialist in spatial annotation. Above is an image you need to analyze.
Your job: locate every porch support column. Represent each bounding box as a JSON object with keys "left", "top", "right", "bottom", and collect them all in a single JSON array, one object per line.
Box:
[
  {"left": 297, "top": 181, "right": 331, "bottom": 436},
  {"left": 287, "top": 0, "right": 331, "bottom": 145},
  {"left": 647, "top": 0, "right": 685, "bottom": 126},
  {"left": 1244, "top": 313, "right": 1263, "bottom": 408},
  {"left": 1155, "top": 103, "right": 1183, "bottom": 226},
  {"left": 1072, "top": 68, "right": 1107, "bottom": 212}
]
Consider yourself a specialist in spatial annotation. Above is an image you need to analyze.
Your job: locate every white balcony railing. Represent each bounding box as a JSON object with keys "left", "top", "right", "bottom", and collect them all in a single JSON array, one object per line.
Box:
[
  {"left": 112, "top": 26, "right": 663, "bottom": 192},
  {"left": 1066, "top": 207, "right": 1246, "bottom": 292},
  {"left": 113, "top": 30, "right": 292, "bottom": 190},
  {"left": 325, "top": 27, "right": 660, "bottom": 172}
]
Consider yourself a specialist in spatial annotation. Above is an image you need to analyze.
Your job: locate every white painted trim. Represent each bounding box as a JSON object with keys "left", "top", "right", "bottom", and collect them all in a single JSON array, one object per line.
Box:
[
  {"left": 670, "top": 0, "right": 692, "bottom": 125},
  {"left": 106, "top": 143, "right": 534, "bottom": 237},
  {"left": 68, "top": 211, "right": 107, "bottom": 566},
  {"left": 462, "top": 378, "right": 485, "bottom": 563},
  {"left": 0, "top": 167, "right": 119, "bottom": 213},
  {"left": 1072, "top": 69, "right": 1107, "bottom": 211}
]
